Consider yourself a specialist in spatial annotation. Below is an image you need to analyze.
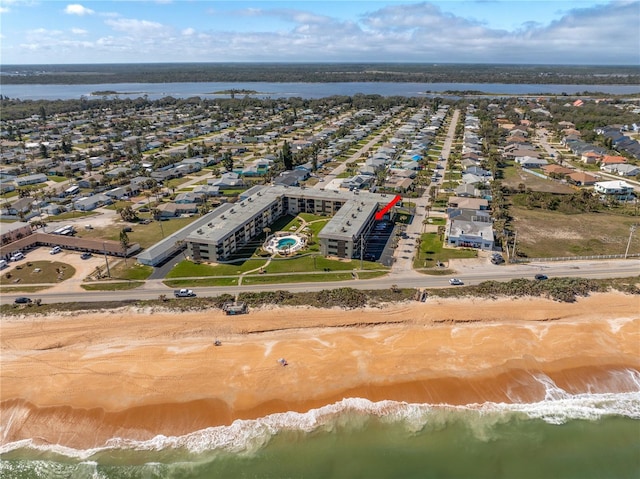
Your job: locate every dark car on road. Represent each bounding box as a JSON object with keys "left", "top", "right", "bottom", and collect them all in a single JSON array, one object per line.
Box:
[
  {"left": 14, "top": 297, "right": 32, "bottom": 304},
  {"left": 535, "top": 274, "right": 548, "bottom": 280}
]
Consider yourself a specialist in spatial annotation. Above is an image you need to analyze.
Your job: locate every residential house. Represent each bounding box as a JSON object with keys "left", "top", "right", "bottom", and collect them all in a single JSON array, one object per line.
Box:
[
  {"left": 447, "top": 197, "right": 489, "bottom": 211},
  {"left": 74, "top": 193, "right": 112, "bottom": 211},
  {"left": 594, "top": 180, "right": 635, "bottom": 200},
  {"left": 273, "top": 170, "right": 309, "bottom": 187},
  {"left": 1, "top": 197, "right": 33, "bottom": 217},
  {"left": 208, "top": 172, "right": 244, "bottom": 188},
  {"left": 78, "top": 174, "right": 104, "bottom": 189},
  {"left": 0, "top": 180, "right": 16, "bottom": 194},
  {"left": 567, "top": 171, "right": 598, "bottom": 186},
  {"left": 446, "top": 209, "right": 495, "bottom": 251},
  {"left": 105, "top": 166, "right": 130, "bottom": 178},
  {"left": 192, "top": 185, "right": 220, "bottom": 197},
  {"left": 516, "top": 157, "right": 549, "bottom": 168},
  {"left": 581, "top": 151, "right": 602, "bottom": 164},
  {"left": 600, "top": 155, "right": 627, "bottom": 166},
  {"left": 0, "top": 221, "right": 32, "bottom": 246},
  {"left": 342, "top": 174, "right": 374, "bottom": 190},
  {"left": 464, "top": 166, "right": 492, "bottom": 178},
  {"left": 602, "top": 164, "right": 640, "bottom": 177},
  {"left": 14, "top": 173, "right": 48, "bottom": 187},
  {"left": 174, "top": 192, "right": 204, "bottom": 204},
  {"left": 541, "top": 165, "right": 574, "bottom": 177}
]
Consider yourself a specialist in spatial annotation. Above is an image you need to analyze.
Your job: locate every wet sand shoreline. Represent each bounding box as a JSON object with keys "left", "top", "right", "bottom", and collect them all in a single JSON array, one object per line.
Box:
[{"left": 2, "top": 293, "right": 639, "bottom": 449}]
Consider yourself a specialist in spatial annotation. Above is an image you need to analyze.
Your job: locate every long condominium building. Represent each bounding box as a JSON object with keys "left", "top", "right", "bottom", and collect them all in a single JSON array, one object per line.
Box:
[{"left": 183, "top": 185, "right": 394, "bottom": 262}]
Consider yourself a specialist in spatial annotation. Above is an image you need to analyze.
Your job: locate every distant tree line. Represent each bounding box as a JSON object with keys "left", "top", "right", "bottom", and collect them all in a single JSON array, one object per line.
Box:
[{"left": 2, "top": 63, "right": 639, "bottom": 85}]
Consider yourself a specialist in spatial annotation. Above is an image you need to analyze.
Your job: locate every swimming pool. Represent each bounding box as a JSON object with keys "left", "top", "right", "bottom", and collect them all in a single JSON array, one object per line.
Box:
[
  {"left": 264, "top": 234, "right": 306, "bottom": 255},
  {"left": 277, "top": 237, "right": 297, "bottom": 250}
]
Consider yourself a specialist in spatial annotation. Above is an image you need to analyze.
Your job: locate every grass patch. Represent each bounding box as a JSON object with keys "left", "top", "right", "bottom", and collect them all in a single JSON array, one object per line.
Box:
[
  {"left": 80, "top": 217, "right": 195, "bottom": 248},
  {"left": 0, "top": 261, "right": 75, "bottom": 285},
  {"left": 257, "top": 255, "right": 381, "bottom": 274},
  {"left": 107, "top": 260, "right": 154, "bottom": 280},
  {"left": 164, "top": 277, "right": 240, "bottom": 287},
  {"left": 81, "top": 281, "right": 144, "bottom": 291},
  {"left": 413, "top": 233, "right": 477, "bottom": 269},
  {"left": 242, "top": 272, "right": 355, "bottom": 284},
  {"left": 48, "top": 175, "right": 68, "bottom": 183},
  {"left": 0, "top": 285, "right": 51, "bottom": 293},
  {"left": 166, "top": 258, "right": 268, "bottom": 277},
  {"left": 356, "top": 271, "right": 389, "bottom": 280}
]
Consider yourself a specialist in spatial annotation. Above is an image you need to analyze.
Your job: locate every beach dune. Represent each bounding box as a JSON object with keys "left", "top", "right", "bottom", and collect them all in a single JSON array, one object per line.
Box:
[{"left": 1, "top": 293, "right": 639, "bottom": 449}]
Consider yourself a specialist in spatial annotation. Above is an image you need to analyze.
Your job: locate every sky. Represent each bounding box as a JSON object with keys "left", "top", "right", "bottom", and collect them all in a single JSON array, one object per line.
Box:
[{"left": 1, "top": 0, "right": 639, "bottom": 65}]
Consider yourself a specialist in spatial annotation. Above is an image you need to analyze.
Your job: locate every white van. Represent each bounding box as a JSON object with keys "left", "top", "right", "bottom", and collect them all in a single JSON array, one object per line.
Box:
[{"left": 10, "top": 252, "right": 25, "bottom": 261}]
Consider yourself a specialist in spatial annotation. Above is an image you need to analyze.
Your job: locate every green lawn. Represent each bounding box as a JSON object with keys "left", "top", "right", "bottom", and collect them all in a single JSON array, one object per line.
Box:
[
  {"left": 48, "top": 175, "right": 68, "bottom": 183},
  {"left": 166, "top": 258, "right": 268, "bottom": 277},
  {"left": 164, "top": 277, "right": 239, "bottom": 287},
  {"left": 413, "top": 233, "right": 477, "bottom": 269},
  {"left": 256, "top": 255, "right": 382, "bottom": 274},
  {"left": 108, "top": 261, "right": 154, "bottom": 280},
  {"left": 242, "top": 272, "right": 355, "bottom": 285}
]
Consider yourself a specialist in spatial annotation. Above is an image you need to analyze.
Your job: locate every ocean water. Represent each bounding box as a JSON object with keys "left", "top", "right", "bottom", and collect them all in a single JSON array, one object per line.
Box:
[{"left": 2, "top": 390, "right": 639, "bottom": 479}]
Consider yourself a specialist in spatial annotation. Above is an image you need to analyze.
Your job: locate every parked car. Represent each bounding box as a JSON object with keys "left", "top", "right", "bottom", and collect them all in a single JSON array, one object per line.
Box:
[
  {"left": 14, "top": 297, "right": 32, "bottom": 304},
  {"left": 50, "top": 246, "right": 62, "bottom": 255},
  {"left": 122, "top": 226, "right": 133, "bottom": 232},
  {"left": 10, "top": 252, "right": 25, "bottom": 261},
  {"left": 535, "top": 274, "right": 548, "bottom": 281},
  {"left": 449, "top": 278, "right": 464, "bottom": 286},
  {"left": 81, "top": 252, "right": 93, "bottom": 260}
]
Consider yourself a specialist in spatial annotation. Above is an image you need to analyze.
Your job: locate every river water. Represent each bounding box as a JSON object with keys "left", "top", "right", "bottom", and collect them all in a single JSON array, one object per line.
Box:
[{"left": 1, "top": 81, "right": 639, "bottom": 101}]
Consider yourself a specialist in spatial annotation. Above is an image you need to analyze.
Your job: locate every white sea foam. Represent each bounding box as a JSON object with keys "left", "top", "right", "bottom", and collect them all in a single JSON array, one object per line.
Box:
[{"left": 2, "top": 379, "right": 639, "bottom": 459}]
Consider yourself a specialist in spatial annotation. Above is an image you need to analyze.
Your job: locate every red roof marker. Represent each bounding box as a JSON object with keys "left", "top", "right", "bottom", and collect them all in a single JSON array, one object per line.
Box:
[{"left": 375, "top": 195, "right": 402, "bottom": 221}]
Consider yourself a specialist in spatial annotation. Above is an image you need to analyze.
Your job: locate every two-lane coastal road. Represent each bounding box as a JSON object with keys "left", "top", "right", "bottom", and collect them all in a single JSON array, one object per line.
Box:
[{"left": 2, "top": 259, "right": 638, "bottom": 305}]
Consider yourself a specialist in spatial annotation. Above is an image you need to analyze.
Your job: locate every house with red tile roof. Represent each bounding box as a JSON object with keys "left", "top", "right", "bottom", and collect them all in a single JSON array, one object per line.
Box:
[
  {"left": 600, "top": 155, "right": 627, "bottom": 165},
  {"left": 567, "top": 171, "right": 598, "bottom": 186}
]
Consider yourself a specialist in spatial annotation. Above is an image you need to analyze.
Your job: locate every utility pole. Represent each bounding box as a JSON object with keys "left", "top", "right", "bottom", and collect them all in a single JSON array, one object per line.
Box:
[
  {"left": 511, "top": 230, "right": 518, "bottom": 260},
  {"left": 624, "top": 224, "right": 636, "bottom": 259},
  {"left": 360, "top": 235, "right": 364, "bottom": 270},
  {"left": 103, "top": 242, "right": 111, "bottom": 278}
]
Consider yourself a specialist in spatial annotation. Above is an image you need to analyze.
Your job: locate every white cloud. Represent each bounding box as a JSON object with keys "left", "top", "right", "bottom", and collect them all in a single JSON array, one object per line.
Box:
[
  {"left": 64, "top": 4, "right": 95, "bottom": 16},
  {"left": 5, "top": 0, "right": 638, "bottom": 65},
  {"left": 0, "top": 7, "right": 9, "bottom": 14},
  {"left": 104, "top": 18, "right": 167, "bottom": 35}
]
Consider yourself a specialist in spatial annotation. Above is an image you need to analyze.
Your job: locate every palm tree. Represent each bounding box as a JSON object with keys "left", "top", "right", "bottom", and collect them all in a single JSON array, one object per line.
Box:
[{"left": 119, "top": 229, "right": 131, "bottom": 266}]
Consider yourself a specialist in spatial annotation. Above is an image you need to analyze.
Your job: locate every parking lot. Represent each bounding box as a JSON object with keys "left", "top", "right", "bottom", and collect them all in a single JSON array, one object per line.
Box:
[{"left": 1, "top": 245, "right": 109, "bottom": 292}]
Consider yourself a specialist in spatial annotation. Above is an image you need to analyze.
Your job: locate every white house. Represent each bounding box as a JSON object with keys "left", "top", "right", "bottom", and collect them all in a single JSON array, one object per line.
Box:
[
  {"left": 601, "top": 164, "right": 640, "bottom": 177},
  {"left": 594, "top": 180, "right": 635, "bottom": 200},
  {"left": 14, "top": 173, "right": 48, "bottom": 187}
]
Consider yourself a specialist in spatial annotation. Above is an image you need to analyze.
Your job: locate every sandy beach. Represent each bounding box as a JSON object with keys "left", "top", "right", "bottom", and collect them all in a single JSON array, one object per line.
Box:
[{"left": 1, "top": 292, "right": 639, "bottom": 449}]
